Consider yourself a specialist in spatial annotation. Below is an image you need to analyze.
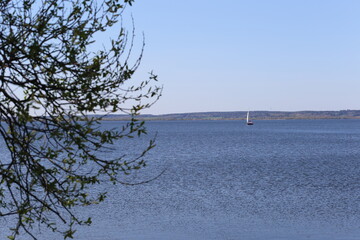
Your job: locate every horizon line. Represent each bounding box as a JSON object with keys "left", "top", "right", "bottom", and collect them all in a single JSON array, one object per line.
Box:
[{"left": 135, "top": 109, "right": 359, "bottom": 116}]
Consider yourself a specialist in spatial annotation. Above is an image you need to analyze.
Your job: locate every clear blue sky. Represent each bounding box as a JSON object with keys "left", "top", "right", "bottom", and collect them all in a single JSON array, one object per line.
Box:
[{"left": 122, "top": 0, "right": 360, "bottom": 114}]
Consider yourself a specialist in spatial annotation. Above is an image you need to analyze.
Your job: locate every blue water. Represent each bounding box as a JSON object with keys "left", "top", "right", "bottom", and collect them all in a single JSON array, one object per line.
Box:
[{"left": 2, "top": 120, "right": 360, "bottom": 239}]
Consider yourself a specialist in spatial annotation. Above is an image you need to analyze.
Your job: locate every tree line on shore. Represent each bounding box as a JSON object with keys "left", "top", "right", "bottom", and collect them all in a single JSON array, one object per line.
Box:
[{"left": 101, "top": 110, "right": 360, "bottom": 121}]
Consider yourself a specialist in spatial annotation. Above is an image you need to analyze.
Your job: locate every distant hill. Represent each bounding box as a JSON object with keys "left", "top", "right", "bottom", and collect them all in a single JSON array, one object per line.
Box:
[{"left": 101, "top": 110, "right": 360, "bottom": 121}]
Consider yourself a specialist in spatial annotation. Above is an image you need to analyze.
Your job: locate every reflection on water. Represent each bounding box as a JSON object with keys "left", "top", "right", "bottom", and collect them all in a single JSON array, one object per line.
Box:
[{"left": 1, "top": 120, "right": 360, "bottom": 240}]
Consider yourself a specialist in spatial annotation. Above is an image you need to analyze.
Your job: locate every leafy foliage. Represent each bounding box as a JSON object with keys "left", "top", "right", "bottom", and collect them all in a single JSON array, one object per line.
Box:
[{"left": 0, "top": 0, "right": 161, "bottom": 239}]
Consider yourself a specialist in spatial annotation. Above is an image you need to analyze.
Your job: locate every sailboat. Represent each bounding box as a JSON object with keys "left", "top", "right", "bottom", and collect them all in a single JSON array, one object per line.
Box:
[{"left": 246, "top": 111, "right": 254, "bottom": 125}]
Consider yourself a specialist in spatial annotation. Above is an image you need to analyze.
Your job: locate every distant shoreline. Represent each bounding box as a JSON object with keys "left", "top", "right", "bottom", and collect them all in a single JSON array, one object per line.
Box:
[{"left": 99, "top": 110, "right": 360, "bottom": 121}]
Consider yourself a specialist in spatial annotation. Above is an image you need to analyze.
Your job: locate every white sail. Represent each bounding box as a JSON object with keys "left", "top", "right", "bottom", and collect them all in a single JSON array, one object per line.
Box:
[{"left": 246, "top": 111, "right": 254, "bottom": 125}]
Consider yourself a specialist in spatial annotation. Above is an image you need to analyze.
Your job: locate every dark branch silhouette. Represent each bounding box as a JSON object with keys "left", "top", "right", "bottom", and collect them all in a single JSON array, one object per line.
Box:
[{"left": 0, "top": 0, "right": 161, "bottom": 239}]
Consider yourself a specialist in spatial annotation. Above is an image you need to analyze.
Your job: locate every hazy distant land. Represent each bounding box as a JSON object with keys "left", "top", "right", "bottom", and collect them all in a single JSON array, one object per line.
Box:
[{"left": 101, "top": 110, "right": 360, "bottom": 121}]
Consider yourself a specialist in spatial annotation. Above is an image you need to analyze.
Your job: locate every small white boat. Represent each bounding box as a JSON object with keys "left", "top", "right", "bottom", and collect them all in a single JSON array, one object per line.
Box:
[{"left": 246, "top": 111, "right": 254, "bottom": 125}]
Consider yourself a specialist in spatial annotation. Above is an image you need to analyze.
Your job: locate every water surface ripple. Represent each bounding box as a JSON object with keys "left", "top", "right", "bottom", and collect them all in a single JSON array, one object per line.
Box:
[{"left": 2, "top": 120, "right": 360, "bottom": 240}]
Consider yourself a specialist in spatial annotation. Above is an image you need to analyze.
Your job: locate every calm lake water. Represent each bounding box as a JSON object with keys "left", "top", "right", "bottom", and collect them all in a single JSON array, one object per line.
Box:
[{"left": 2, "top": 120, "right": 360, "bottom": 239}]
